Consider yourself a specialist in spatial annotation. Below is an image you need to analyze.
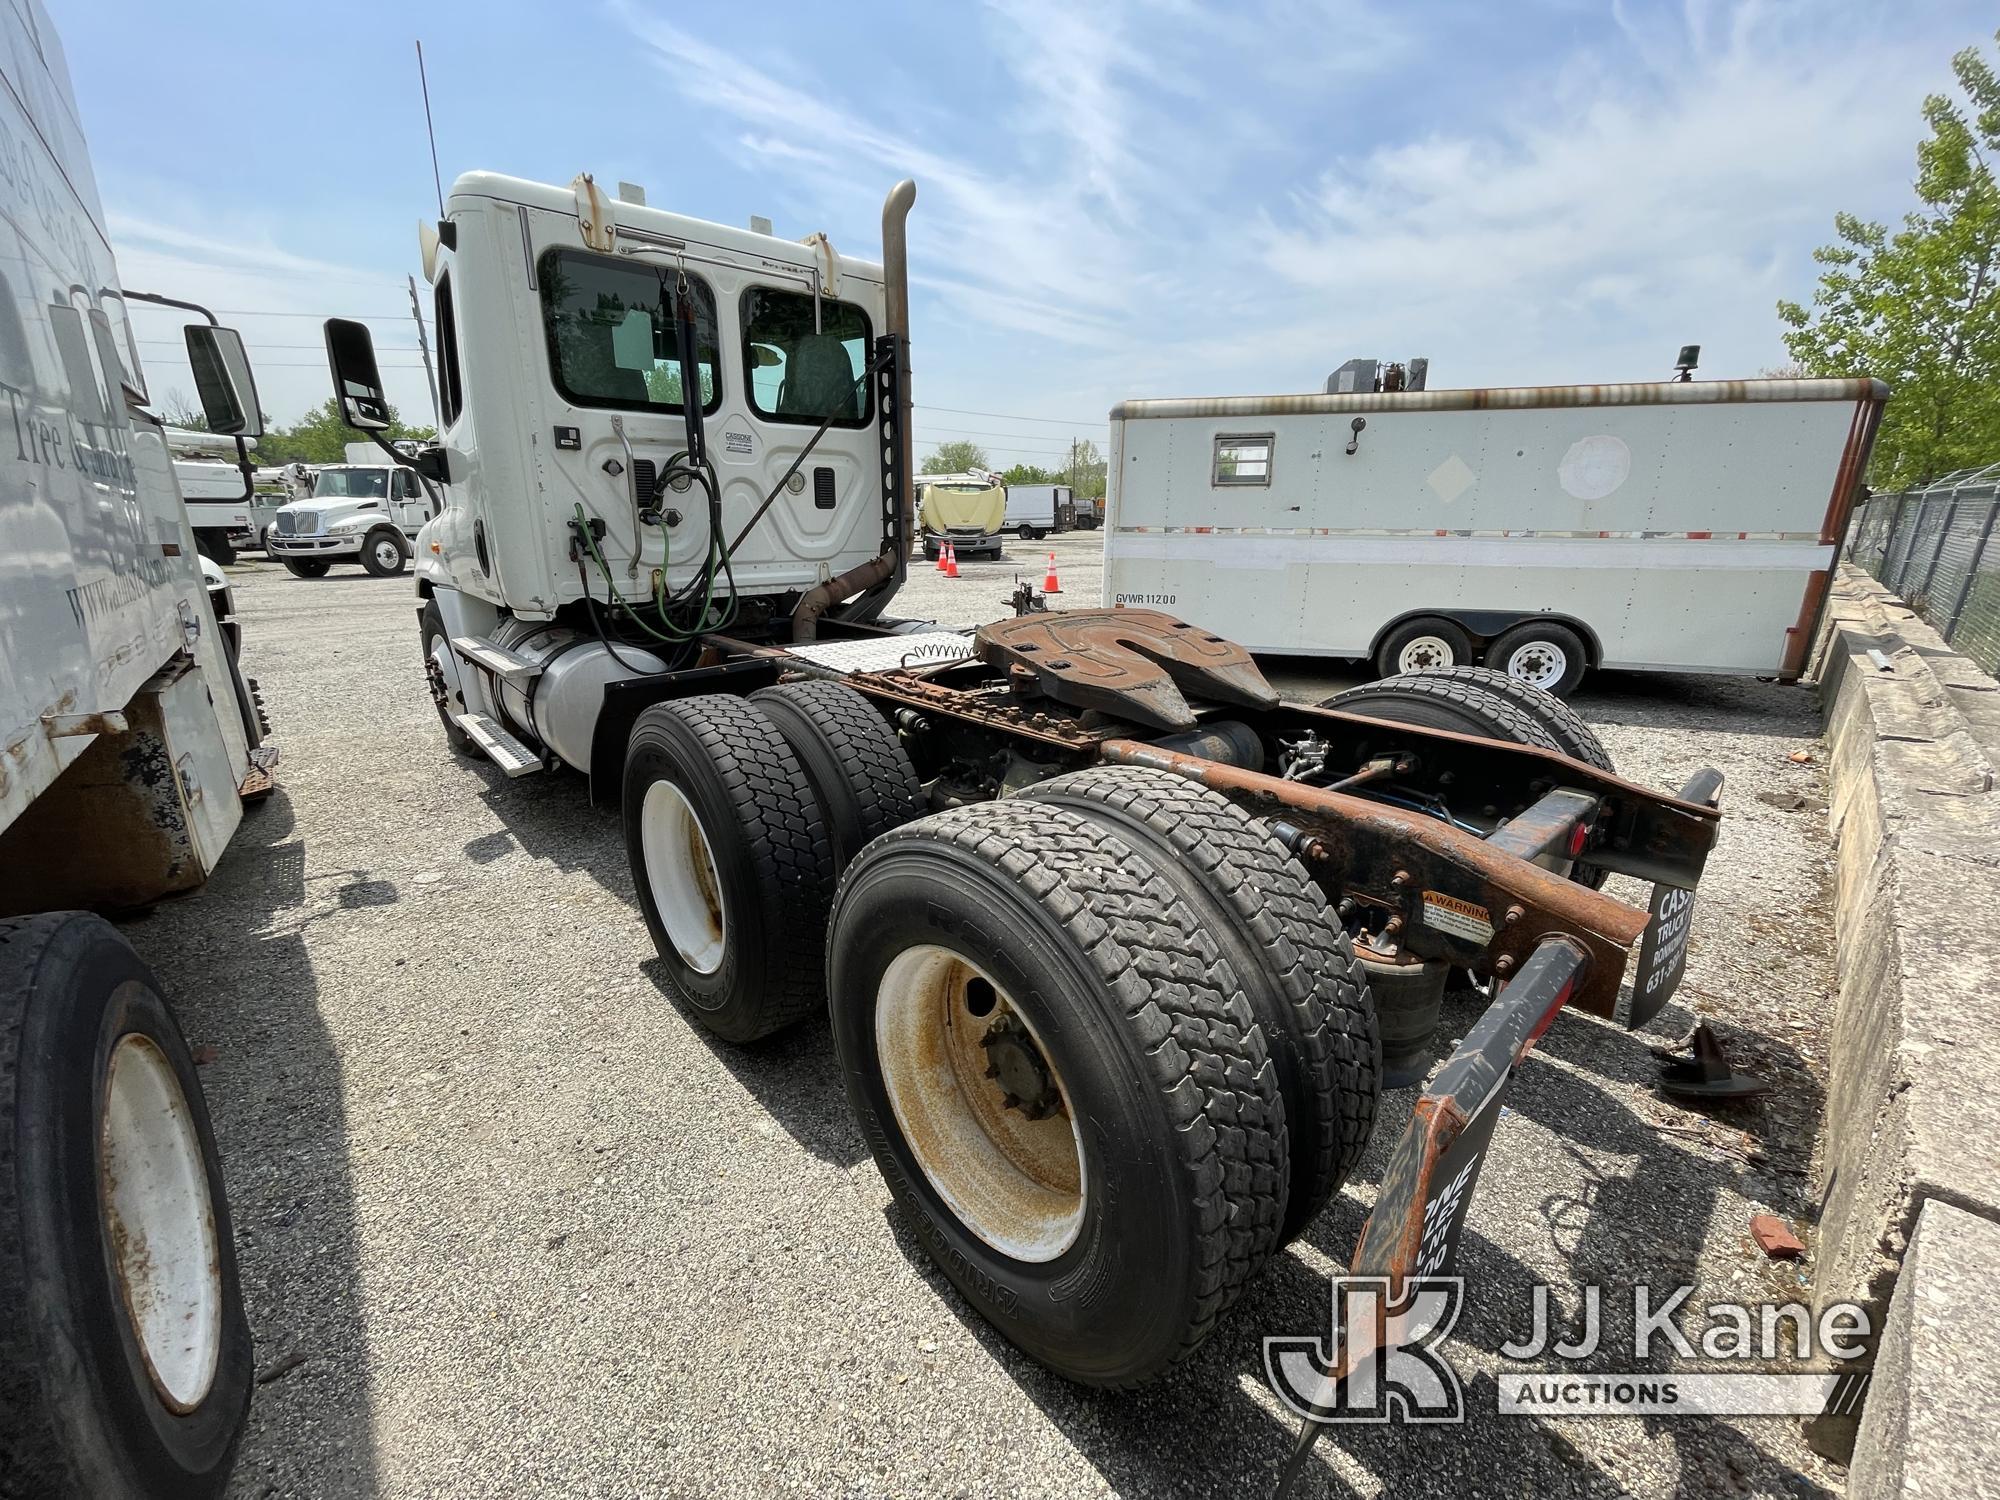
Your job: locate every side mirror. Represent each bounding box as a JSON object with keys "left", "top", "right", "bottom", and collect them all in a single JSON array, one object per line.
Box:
[
  {"left": 184, "top": 325, "right": 262, "bottom": 438},
  {"left": 323, "top": 317, "right": 391, "bottom": 431}
]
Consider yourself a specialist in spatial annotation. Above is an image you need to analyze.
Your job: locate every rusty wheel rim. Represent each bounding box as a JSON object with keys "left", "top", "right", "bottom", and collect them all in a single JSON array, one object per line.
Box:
[
  {"left": 875, "top": 945, "right": 1085, "bottom": 1262},
  {"left": 99, "top": 1030, "right": 222, "bottom": 1413},
  {"left": 640, "top": 780, "right": 727, "bottom": 974}
]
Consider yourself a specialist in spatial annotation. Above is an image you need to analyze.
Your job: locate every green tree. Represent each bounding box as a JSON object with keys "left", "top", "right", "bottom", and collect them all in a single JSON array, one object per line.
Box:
[
  {"left": 1000, "top": 462, "right": 1060, "bottom": 485},
  {"left": 1779, "top": 30, "right": 2000, "bottom": 488},
  {"left": 1062, "top": 437, "right": 1108, "bottom": 499},
  {"left": 922, "top": 439, "right": 988, "bottom": 474},
  {"left": 251, "top": 397, "right": 436, "bottom": 465}
]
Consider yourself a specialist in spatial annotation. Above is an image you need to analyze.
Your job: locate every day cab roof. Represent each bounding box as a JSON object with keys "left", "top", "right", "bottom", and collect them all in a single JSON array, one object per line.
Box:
[{"left": 442, "top": 170, "right": 887, "bottom": 284}]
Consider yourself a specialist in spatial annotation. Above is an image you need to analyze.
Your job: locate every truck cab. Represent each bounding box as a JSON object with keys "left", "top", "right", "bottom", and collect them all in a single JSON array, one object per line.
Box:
[
  {"left": 918, "top": 472, "right": 1005, "bottom": 558},
  {"left": 267, "top": 443, "right": 434, "bottom": 578},
  {"left": 320, "top": 170, "right": 915, "bottom": 778}
]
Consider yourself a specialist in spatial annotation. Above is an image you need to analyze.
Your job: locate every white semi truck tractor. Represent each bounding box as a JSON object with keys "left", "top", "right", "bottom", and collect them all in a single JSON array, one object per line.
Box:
[
  {"left": 0, "top": 5, "right": 275, "bottom": 1495},
  {"left": 324, "top": 170, "right": 1736, "bottom": 1422}
]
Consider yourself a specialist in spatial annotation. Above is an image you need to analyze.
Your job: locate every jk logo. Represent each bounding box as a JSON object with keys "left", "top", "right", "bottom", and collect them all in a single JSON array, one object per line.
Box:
[{"left": 1264, "top": 1276, "right": 1467, "bottom": 1424}]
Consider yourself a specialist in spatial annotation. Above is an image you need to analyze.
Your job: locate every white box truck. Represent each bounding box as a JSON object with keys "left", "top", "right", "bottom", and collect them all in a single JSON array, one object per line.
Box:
[
  {"left": 1002, "top": 482, "right": 1072, "bottom": 540},
  {"left": 0, "top": 5, "right": 274, "bottom": 1493},
  {"left": 266, "top": 441, "right": 435, "bottom": 577},
  {"left": 1103, "top": 377, "right": 1886, "bottom": 693}
]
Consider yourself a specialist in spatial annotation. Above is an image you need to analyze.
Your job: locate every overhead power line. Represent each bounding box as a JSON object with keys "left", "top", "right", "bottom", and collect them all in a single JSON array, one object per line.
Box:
[{"left": 916, "top": 403, "right": 1107, "bottom": 427}]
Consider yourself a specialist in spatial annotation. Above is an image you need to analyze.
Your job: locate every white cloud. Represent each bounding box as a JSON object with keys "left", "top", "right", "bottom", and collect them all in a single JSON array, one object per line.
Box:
[{"left": 613, "top": 0, "right": 1972, "bottom": 439}]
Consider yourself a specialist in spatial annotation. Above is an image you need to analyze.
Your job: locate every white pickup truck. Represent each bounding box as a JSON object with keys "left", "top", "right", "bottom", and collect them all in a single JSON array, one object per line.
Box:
[{"left": 267, "top": 442, "right": 436, "bottom": 578}]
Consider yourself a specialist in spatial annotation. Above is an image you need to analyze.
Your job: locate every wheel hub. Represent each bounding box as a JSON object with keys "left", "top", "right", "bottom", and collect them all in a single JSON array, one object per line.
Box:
[{"left": 979, "top": 1014, "right": 1061, "bottom": 1119}]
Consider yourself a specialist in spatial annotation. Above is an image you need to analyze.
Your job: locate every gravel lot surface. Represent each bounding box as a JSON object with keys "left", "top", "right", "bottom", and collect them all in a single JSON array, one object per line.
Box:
[{"left": 137, "top": 535, "right": 1844, "bottom": 1498}]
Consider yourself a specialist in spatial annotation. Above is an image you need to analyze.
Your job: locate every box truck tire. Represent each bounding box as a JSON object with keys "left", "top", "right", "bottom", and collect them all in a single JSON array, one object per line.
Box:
[
  {"left": 359, "top": 531, "right": 408, "bottom": 579},
  {"left": 1374, "top": 617, "right": 1472, "bottom": 677},
  {"left": 0, "top": 913, "right": 253, "bottom": 1500},
  {"left": 622, "top": 696, "right": 835, "bottom": 1042},
  {"left": 748, "top": 682, "right": 924, "bottom": 871},
  {"left": 281, "top": 560, "right": 330, "bottom": 579},
  {"left": 827, "top": 801, "right": 1285, "bottom": 1386},
  {"left": 1017, "top": 767, "right": 1379, "bottom": 1243}
]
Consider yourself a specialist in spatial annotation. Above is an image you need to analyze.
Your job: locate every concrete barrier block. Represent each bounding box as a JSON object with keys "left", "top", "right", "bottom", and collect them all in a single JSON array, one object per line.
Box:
[{"left": 1849, "top": 1198, "right": 2000, "bottom": 1500}]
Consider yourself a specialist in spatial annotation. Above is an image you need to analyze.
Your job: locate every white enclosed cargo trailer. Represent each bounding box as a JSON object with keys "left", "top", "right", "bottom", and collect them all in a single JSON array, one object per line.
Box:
[
  {"left": 1103, "top": 378, "right": 1886, "bottom": 693},
  {"left": 0, "top": 4, "right": 273, "bottom": 1494}
]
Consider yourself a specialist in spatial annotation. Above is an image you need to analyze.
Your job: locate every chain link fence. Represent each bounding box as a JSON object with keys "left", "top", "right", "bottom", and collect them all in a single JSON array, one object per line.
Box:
[{"left": 1846, "top": 462, "right": 2000, "bottom": 675}]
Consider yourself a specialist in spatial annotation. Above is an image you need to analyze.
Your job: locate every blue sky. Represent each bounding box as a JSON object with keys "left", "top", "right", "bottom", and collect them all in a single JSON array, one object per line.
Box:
[{"left": 68, "top": 0, "right": 1993, "bottom": 469}]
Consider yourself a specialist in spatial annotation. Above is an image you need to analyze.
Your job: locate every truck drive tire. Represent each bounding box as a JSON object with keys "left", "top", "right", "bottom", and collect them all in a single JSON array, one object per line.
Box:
[
  {"left": 419, "top": 601, "right": 473, "bottom": 755},
  {"left": 360, "top": 531, "right": 408, "bottom": 578},
  {"left": 1323, "top": 672, "right": 1612, "bottom": 888},
  {"left": 281, "top": 559, "right": 330, "bottom": 579},
  {"left": 0, "top": 913, "right": 253, "bottom": 1500},
  {"left": 827, "top": 800, "right": 1286, "bottom": 1385},
  {"left": 194, "top": 532, "right": 235, "bottom": 568},
  {"left": 1369, "top": 665, "right": 1613, "bottom": 773},
  {"left": 1373, "top": 616, "right": 1472, "bottom": 677},
  {"left": 623, "top": 695, "right": 835, "bottom": 1043},
  {"left": 1017, "top": 767, "right": 1379, "bottom": 1242},
  {"left": 748, "top": 682, "right": 924, "bottom": 871}
]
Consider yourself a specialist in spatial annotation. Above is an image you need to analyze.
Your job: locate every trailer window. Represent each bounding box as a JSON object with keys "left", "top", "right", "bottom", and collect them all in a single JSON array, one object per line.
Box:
[
  {"left": 739, "top": 286, "right": 872, "bottom": 428},
  {"left": 538, "top": 248, "right": 720, "bottom": 415},
  {"left": 1212, "top": 433, "right": 1274, "bottom": 486}
]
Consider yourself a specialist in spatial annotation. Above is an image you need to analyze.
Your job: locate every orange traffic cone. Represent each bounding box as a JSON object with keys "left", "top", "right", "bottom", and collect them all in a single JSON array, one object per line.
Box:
[
  {"left": 1042, "top": 551, "right": 1061, "bottom": 594},
  {"left": 944, "top": 541, "right": 960, "bottom": 578},
  {"left": 935, "top": 540, "right": 948, "bottom": 571}
]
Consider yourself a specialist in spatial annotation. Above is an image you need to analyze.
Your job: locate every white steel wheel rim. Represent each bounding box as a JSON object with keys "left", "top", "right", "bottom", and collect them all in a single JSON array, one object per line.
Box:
[
  {"left": 1506, "top": 640, "right": 1567, "bottom": 689},
  {"left": 1397, "top": 634, "right": 1456, "bottom": 672},
  {"left": 641, "top": 780, "right": 727, "bottom": 974},
  {"left": 99, "top": 1031, "right": 222, "bottom": 1413},
  {"left": 875, "top": 945, "right": 1085, "bottom": 1262},
  {"left": 373, "top": 538, "right": 402, "bottom": 569}
]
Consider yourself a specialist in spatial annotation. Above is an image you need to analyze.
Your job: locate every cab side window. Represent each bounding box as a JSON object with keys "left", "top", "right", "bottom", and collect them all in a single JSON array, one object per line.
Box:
[
  {"left": 538, "top": 248, "right": 720, "bottom": 414},
  {"left": 739, "top": 286, "right": 872, "bottom": 428}
]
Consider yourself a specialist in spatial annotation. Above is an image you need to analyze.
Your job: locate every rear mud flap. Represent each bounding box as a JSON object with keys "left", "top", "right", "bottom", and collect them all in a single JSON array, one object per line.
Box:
[{"left": 1621, "top": 766, "right": 1723, "bottom": 1030}]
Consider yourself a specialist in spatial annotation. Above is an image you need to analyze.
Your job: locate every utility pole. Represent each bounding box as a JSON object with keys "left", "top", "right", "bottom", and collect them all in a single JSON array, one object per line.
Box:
[{"left": 407, "top": 275, "right": 441, "bottom": 428}]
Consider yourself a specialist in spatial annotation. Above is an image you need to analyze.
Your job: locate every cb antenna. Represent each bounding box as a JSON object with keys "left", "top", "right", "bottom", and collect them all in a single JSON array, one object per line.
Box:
[{"left": 416, "top": 39, "right": 444, "bottom": 218}]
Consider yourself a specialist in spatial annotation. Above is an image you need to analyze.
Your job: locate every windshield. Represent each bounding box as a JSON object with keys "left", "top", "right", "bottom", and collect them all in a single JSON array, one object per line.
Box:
[{"left": 313, "top": 468, "right": 389, "bottom": 498}]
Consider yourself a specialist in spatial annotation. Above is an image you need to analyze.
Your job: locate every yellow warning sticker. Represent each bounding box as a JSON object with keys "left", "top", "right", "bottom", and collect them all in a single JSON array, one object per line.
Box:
[{"left": 1421, "top": 890, "right": 1495, "bottom": 946}]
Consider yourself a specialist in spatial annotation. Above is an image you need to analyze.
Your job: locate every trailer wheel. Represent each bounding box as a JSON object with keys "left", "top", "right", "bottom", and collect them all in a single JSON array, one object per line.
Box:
[
  {"left": 1488, "top": 620, "right": 1588, "bottom": 696},
  {"left": 0, "top": 913, "right": 253, "bottom": 1499},
  {"left": 748, "top": 682, "right": 924, "bottom": 870},
  {"left": 1018, "top": 767, "right": 1379, "bottom": 1241},
  {"left": 829, "top": 801, "right": 1285, "bottom": 1385},
  {"left": 623, "top": 696, "right": 835, "bottom": 1042},
  {"left": 419, "top": 602, "right": 473, "bottom": 755},
  {"left": 281, "top": 559, "right": 330, "bottom": 579},
  {"left": 1375, "top": 617, "right": 1471, "bottom": 677},
  {"left": 360, "top": 531, "right": 408, "bottom": 578}
]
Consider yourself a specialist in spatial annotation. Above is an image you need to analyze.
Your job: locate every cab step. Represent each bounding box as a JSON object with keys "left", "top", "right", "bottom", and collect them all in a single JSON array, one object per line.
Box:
[
  {"left": 451, "top": 635, "right": 542, "bottom": 685},
  {"left": 453, "top": 713, "right": 543, "bottom": 777}
]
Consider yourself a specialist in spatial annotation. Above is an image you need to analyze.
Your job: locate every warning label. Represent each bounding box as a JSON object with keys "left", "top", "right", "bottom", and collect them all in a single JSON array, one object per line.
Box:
[{"left": 1421, "top": 890, "right": 1495, "bottom": 947}]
